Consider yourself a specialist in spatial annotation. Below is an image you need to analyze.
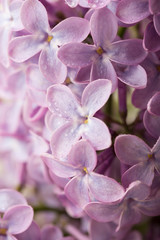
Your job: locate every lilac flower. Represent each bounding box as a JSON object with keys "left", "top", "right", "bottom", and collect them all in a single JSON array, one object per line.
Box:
[
  {"left": 58, "top": 7, "right": 147, "bottom": 92},
  {"left": 85, "top": 181, "right": 160, "bottom": 231},
  {"left": 9, "top": 0, "right": 90, "bottom": 83},
  {"left": 115, "top": 134, "right": 160, "bottom": 187},
  {"left": 0, "top": 189, "right": 33, "bottom": 240},
  {"left": 46, "top": 79, "right": 112, "bottom": 158},
  {"left": 43, "top": 140, "right": 124, "bottom": 208},
  {"left": 0, "top": 0, "right": 24, "bottom": 67},
  {"left": 85, "top": 181, "right": 149, "bottom": 229}
]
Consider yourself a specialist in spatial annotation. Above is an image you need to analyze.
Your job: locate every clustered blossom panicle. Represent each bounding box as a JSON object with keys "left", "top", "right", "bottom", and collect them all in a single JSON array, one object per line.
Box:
[{"left": 0, "top": 0, "right": 160, "bottom": 239}]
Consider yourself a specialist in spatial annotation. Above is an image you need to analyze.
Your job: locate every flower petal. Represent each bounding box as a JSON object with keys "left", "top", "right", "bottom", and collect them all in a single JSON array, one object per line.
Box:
[
  {"left": 115, "top": 134, "right": 150, "bottom": 165},
  {"left": 143, "top": 110, "right": 160, "bottom": 138},
  {"left": 9, "top": 35, "right": 43, "bottom": 62},
  {"left": 124, "top": 181, "right": 150, "bottom": 201},
  {"left": 90, "top": 7, "right": 118, "bottom": 47},
  {"left": 108, "top": 39, "right": 147, "bottom": 65},
  {"left": 117, "top": 64, "right": 147, "bottom": 89},
  {"left": 0, "top": 189, "right": 27, "bottom": 213},
  {"left": 39, "top": 46, "right": 67, "bottom": 83},
  {"left": 147, "top": 92, "right": 160, "bottom": 116},
  {"left": 52, "top": 17, "right": 90, "bottom": 45},
  {"left": 58, "top": 43, "right": 96, "bottom": 68},
  {"left": 88, "top": 172, "right": 124, "bottom": 202},
  {"left": 4, "top": 205, "right": 33, "bottom": 234},
  {"left": 41, "top": 225, "right": 62, "bottom": 240},
  {"left": 68, "top": 140, "right": 97, "bottom": 171},
  {"left": 91, "top": 58, "right": 118, "bottom": 92},
  {"left": 143, "top": 21, "right": 160, "bottom": 52},
  {"left": 122, "top": 162, "right": 155, "bottom": 188},
  {"left": 21, "top": 0, "right": 49, "bottom": 33},
  {"left": 82, "top": 117, "right": 111, "bottom": 150},
  {"left": 50, "top": 122, "right": 81, "bottom": 159},
  {"left": 154, "top": 13, "right": 160, "bottom": 36},
  {"left": 85, "top": 202, "right": 121, "bottom": 222},
  {"left": 149, "top": 0, "right": 160, "bottom": 14},
  {"left": 81, "top": 79, "right": 112, "bottom": 116},
  {"left": 65, "top": 175, "right": 90, "bottom": 208},
  {"left": 116, "top": 0, "right": 149, "bottom": 24},
  {"left": 43, "top": 153, "right": 79, "bottom": 178},
  {"left": 47, "top": 84, "right": 80, "bottom": 118}
]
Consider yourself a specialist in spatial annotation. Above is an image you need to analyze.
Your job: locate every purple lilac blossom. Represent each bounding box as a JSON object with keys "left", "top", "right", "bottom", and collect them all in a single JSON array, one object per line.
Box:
[
  {"left": 9, "top": 0, "right": 90, "bottom": 83},
  {"left": 0, "top": 0, "right": 160, "bottom": 239},
  {"left": 58, "top": 7, "right": 147, "bottom": 92}
]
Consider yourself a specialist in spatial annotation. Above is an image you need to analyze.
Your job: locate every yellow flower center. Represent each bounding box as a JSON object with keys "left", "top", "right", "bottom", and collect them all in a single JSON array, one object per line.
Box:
[
  {"left": 96, "top": 47, "right": 103, "bottom": 55},
  {"left": 83, "top": 116, "right": 89, "bottom": 124},
  {"left": 0, "top": 228, "right": 7, "bottom": 235},
  {"left": 47, "top": 35, "right": 53, "bottom": 43},
  {"left": 83, "top": 167, "right": 88, "bottom": 174},
  {"left": 148, "top": 153, "right": 153, "bottom": 159},
  {"left": 65, "top": 77, "right": 71, "bottom": 84}
]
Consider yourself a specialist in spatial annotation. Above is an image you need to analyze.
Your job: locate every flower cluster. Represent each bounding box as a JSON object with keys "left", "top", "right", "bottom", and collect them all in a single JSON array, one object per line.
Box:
[{"left": 1, "top": 0, "right": 160, "bottom": 239}]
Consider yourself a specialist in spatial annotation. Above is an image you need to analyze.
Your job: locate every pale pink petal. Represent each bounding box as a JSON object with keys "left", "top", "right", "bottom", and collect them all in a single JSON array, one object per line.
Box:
[
  {"left": 68, "top": 140, "right": 97, "bottom": 171},
  {"left": 21, "top": 0, "right": 50, "bottom": 33},
  {"left": 82, "top": 117, "right": 111, "bottom": 150},
  {"left": 52, "top": 17, "right": 90, "bottom": 45},
  {"left": 45, "top": 111, "right": 68, "bottom": 132},
  {"left": 47, "top": 84, "right": 80, "bottom": 118},
  {"left": 10, "top": 0, "right": 24, "bottom": 31},
  {"left": 4, "top": 205, "right": 33, "bottom": 234},
  {"left": 124, "top": 181, "right": 150, "bottom": 201},
  {"left": 9, "top": 35, "right": 43, "bottom": 62},
  {"left": 88, "top": 172, "right": 124, "bottom": 202},
  {"left": 58, "top": 43, "right": 96, "bottom": 68},
  {"left": 85, "top": 202, "right": 121, "bottom": 222},
  {"left": 91, "top": 58, "right": 118, "bottom": 93},
  {"left": 82, "top": 79, "right": 112, "bottom": 116},
  {"left": 91, "top": 7, "right": 118, "bottom": 47},
  {"left": 43, "top": 153, "right": 80, "bottom": 178},
  {"left": 26, "top": 64, "right": 51, "bottom": 91},
  {"left": 39, "top": 45, "right": 67, "bottom": 83},
  {"left": 116, "top": 0, "right": 149, "bottom": 24},
  {"left": 50, "top": 122, "right": 81, "bottom": 159},
  {"left": 0, "top": 189, "right": 27, "bottom": 213},
  {"left": 65, "top": 175, "right": 90, "bottom": 208},
  {"left": 41, "top": 225, "right": 63, "bottom": 240},
  {"left": 122, "top": 162, "right": 155, "bottom": 188}
]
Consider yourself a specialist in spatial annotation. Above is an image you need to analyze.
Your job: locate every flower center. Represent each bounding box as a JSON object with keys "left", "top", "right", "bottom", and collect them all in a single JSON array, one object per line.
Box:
[
  {"left": 148, "top": 153, "right": 153, "bottom": 159},
  {"left": 83, "top": 116, "right": 89, "bottom": 124},
  {"left": 96, "top": 47, "right": 104, "bottom": 56},
  {"left": 83, "top": 167, "right": 88, "bottom": 174},
  {"left": 0, "top": 228, "right": 7, "bottom": 236},
  {"left": 46, "top": 35, "right": 53, "bottom": 43}
]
